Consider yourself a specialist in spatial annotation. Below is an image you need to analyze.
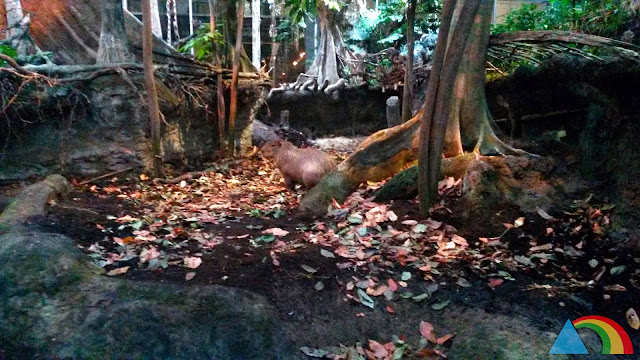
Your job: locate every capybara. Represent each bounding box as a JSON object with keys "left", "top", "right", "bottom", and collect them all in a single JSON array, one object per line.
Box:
[{"left": 261, "top": 140, "right": 336, "bottom": 189}]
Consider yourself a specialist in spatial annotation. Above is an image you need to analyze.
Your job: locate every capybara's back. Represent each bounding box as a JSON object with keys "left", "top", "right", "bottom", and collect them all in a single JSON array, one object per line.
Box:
[{"left": 261, "top": 140, "right": 336, "bottom": 189}]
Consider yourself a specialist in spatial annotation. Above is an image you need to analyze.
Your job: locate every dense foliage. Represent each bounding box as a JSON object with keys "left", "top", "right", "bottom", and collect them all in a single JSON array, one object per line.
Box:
[
  {"left": 492, "top": 0, "right": 637, "bottom": 39},
  {"left": 347, "top": 0, "right": 440, "bottom": 54},
  {"left": 178, "top": 26, "right": 224, "bottom": 62}
]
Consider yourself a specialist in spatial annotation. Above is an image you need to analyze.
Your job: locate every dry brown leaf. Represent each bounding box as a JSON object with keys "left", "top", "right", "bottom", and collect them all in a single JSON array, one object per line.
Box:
[
  {"left": 106, "top": 266, "right": 130, "bottom": 276},
  {"left": 437, "top": 333, "right": 456, "bottom": 345},
  {"left": 419, "top": 321, "right": 437, "bottom": 343}
]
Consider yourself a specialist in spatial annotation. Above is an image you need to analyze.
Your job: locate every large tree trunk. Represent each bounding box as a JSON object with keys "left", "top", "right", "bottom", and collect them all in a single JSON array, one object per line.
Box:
[
  {"left": 287, "top": 2, "right": 355, "bottom": 91},
  {"left": 300, "top": 0, "right": 528, "bottom": 215},
  {"left": 401, "top": 0, "right": 416, "bottom": 122},
  {"left": 96, "top": 0, "right": 132, "bottom": 64},
  {"left": 142, "top": 0, "right": 164, "bottom": 178}
]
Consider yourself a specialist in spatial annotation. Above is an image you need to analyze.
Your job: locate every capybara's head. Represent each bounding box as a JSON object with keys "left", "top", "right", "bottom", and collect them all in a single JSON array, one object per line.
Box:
[{"left": 261, "top": 140, "right": 284, "bottom": 159}]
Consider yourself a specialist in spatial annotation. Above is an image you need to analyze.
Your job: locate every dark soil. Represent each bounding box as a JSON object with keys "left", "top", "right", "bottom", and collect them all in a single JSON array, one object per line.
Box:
[{"left": 32, "top": 154, "right": 640, "bottom": 357}]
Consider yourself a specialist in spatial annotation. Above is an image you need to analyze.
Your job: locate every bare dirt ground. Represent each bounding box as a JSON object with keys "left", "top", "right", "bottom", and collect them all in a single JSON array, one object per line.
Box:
[{"left": 21, "top": 140, "right": 640, "bottom": 358}]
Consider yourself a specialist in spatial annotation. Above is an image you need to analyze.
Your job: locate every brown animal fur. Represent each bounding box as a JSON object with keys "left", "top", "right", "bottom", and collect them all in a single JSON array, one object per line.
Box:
[{"left": 261, "top": 140, "right": 336, "bottom": 189}]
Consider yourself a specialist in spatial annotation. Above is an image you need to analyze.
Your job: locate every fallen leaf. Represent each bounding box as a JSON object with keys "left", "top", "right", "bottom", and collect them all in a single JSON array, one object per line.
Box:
[
  {"left": 262, "top": 227, "right": 289, "bottom": 237},
  {"left": 456, "top": 278, "right": 471, "bottom": 288},
  {"left": 387, "top": 279, "right": 398, "bottom": 292},
  {"left": 300, "top": 347, "right": 329, "bottom": 358},
  {"left": 315, "top": 281, "right": 325, "bottom": 291},
  {"left": 401, "top": 272, "right": 412, "bottom": 281},
  {"left": 301, "top": 264, "right": 318, "bottom": 274},
  {"left": 437, "top": 333, "right": 456, "bottom": 345},
  {"left": 367, "top": 285, "right": 388, "bottom": 297},
  {"left": 610, "top": 265, "right": 626, "bottom": 275},
  {"left": 140, "top": 246, "right": 160, "bottom": 263},
  {"left": 488, "top": 278, "right": 504, "bottom": 288},
  {"left": 514, "top": 217, "right": 525, "bottom": 228},
  {"left": 185, "top": 272, "right": 196, "bottom": 281},
  {"left": 420, "top": 321, "right": 437, "bottom": 343},
  {"left": 367, "top": 340, "right": 389, "bottom": 358},
  {"left": 431, "top": 299, "right": 451, "bottom": 310},
  {"left": 106, "top": 266, "right": 130, "bottom": 276},
  {"left": 184, "top": 256, "right": 202, "bottom": 269},
  {"left": 320, "top": 249, "right": 335, "bottom": 258},
  {"left": 270, "top": 251, "right": 280, "bottom": 267},
  {"left": 536, "top": 207, "right": 555, "bottom": 220},
  {"left": 386, "top": 305, "right": 395, "bottom": 314},
  {"left": 626, "top": 308, "right": 640, "bottom": 330}
]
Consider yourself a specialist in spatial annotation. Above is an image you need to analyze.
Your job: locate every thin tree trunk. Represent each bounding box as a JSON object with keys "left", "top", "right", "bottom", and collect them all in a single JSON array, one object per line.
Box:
[
  {"left": 166, "top": 0, "right": 172, "bottom": 43},
  {"left": 209, "top": 0, "right": 227, "bottom": 155},
  {"left": 96, "top": 0, "right": 132, "bottom": 64},
  {"left": 252, "top": 0, "right": 261, "bottom": 69},
  {"left": 269, "top": 0, "right": 280, "bottom": 86},
  {"left": 141, "top": 0, "right": 164, "bottom": 178},
  {"left": 227, "top": 0, "right": 245, "bottom": 157},
  {"left": 172, "top": 0, "right": 179, "bottom": 42},
  {"left": 401, "top": 0, "right": 416, "bottom": 122},
  {"left": 150, "top": 0, "right": 162, "bottom": 39}
]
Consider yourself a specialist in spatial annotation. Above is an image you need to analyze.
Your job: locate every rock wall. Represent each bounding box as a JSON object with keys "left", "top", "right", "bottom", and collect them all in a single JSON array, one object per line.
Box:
[
  {"left": 0, "top": 74, "right": 263, "bottom": 181},
  {"left": 262, "top": 86, "right": 401, "bottom": 137}
]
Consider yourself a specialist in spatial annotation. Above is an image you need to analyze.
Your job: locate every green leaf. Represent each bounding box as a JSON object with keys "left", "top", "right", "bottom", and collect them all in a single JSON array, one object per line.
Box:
[
  {"left": 301, "top": 264, "right": 318, "bottom": 273},
  {"left": 412, "top": 293, "right": 430, "bottom": 302},
  {"left": 348, "top": 213, "right": 363, "bottom": 224},
  {"left": 431, "top": 299, "right": 451, "bottom": 310},
  {"left": 610, "top": 265, "right": 626, "bottom": 276},
  {"left": 357, "top": 288, "right": 375, "bottom": 309},
  {"left": 401, "top": 271, "right": 412, "bottom": 281},
  {"left": 412, "top": 224, "right": 428, "bottom": 233},
  {"left": 320, "top": 249, "right": 335, "bottom": 258},
  {"left": 300, "top": 347, "right": 329, "bottom": 358}
]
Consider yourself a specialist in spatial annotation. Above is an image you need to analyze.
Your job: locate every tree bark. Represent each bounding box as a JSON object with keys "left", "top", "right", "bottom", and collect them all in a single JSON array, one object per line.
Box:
[
  {"left": 3, "top": 0, "right": 22, "bottom": 38},
  {"left": 96, "top": 0, "right": 133, "bottom": 64},
  {"left": 142, "top": 0, "right": 164, "bottom": 177},
  {"left": 251, "top": 0, "right": 260, "bottom": 69},
  {"left": 300, "top": 0, "right": 524, "bottom": 215},
  {"left": 401, "top": 0, "right": 416, "bottom": 122},
  {"left": 150, "top": 0, "right": 162, "bottom": 40},
  {"left": 288, "top": 2, "right": 355, "bottom": 90},
  {"left": 3, "top": 0, "right": 34, "bottom": 55},
  {"left": 209, "top": 0, "right": 227, "bottom": 155},
  {"left": 227, "top": 0, "right": 245, "bottom": 156}
]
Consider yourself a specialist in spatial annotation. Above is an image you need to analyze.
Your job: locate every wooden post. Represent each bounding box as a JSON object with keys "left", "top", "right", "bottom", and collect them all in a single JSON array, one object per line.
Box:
[
  {"left": 386, "top": 96, "right": 401, "bottom": 128},
  {"left": 252, "top": 0, "right": 261, "bottom": 69}
]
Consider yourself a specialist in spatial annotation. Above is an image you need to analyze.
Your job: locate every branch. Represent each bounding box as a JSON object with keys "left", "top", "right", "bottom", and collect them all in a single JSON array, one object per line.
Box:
[{"left": 0, "top": 54, "right": 36, "bottom": 76}]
